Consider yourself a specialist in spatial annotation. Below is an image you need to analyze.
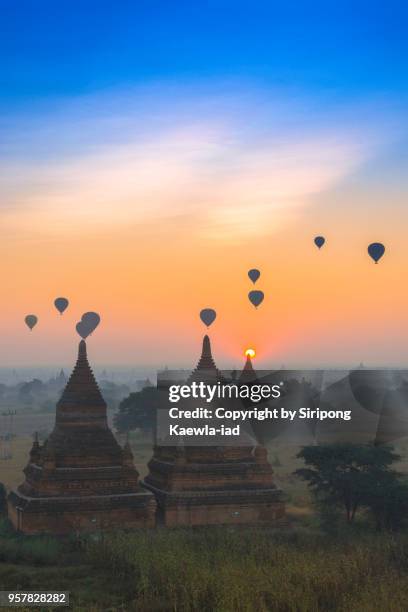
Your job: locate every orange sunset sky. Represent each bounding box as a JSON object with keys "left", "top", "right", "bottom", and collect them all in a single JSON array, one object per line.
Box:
[{"left": 2, "top": 4, "right": 408, "bottom": 368}]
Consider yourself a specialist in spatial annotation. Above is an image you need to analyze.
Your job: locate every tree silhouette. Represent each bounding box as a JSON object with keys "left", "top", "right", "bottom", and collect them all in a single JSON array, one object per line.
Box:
[{"left": 295, "top": 443, "right": 402, "bottom": 526}]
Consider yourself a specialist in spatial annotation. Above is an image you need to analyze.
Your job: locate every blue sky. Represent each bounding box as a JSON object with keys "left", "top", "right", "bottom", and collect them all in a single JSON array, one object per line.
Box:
[{"left": 1, "top": 1, "right": 408, "bottom": 102}]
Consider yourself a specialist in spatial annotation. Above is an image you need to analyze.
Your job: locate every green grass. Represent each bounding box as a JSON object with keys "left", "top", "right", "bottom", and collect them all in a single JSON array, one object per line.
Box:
[
  {"left": 1, "top": 517, "right": 408, "bottom": 610},
  {"left": 84, "top": 526, "right": 408, "bottom": 612},
  {"left": 0, "top": 563, "right": 129, "bottom": 611}
]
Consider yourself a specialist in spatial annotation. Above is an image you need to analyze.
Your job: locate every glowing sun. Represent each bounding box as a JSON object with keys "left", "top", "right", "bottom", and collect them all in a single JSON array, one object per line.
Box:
[{"left": 245, "top": 348, "right": 256, "bottom": 359}]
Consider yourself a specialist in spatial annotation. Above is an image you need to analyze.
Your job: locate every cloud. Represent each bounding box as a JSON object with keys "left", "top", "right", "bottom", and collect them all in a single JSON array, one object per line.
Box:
[{"left": 0, "top": 83, "right": 389, "bottom": 242}]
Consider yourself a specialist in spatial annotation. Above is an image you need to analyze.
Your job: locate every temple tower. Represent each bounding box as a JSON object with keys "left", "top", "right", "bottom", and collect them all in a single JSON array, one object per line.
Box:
[
  {"left": 239, "top": 352, "right": 257, "bottom": 384},
  {"left": 142, "top": 335, "right": 285, "bottom": 526},
  {"left": 8, "top": 340, "right": 155, "bottom": 534}
]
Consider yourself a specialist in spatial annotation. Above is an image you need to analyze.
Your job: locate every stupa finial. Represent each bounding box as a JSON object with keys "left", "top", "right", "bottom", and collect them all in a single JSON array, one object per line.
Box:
[
  {"left": 57, "top": 339, "right": 106, "bottom": 410},
  {"left": 78, "top": 339, "right": 87, "bottom": 360}
]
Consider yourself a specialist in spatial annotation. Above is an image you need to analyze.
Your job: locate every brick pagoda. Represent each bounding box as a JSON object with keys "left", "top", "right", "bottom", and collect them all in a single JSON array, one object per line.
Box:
[
  {"left": 142, "top": 335, "right": 285, "bottom": 526},
  {"left": 8, "top": 340, "right": 155, "bottom": 534}
]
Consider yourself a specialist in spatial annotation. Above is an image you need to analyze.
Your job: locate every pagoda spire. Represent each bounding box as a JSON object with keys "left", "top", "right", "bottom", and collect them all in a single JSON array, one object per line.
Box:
[
  {"left": 239, "top": 353, "right": 257, "bottom": 383},
  {"left": 189, "top": 334, "right": 222, "bottom": 382},
  {"left": 244, "top": 354, "right": 254, "bottom": 372},
  {"left": 29, "top": 431, "right": 41, "bottom": 464},
  {"left": 195, "top": 335, "right": 217, "bottom": 371},
  {"left": 57, "top": 340, "right": 105, "bottom": 409}
]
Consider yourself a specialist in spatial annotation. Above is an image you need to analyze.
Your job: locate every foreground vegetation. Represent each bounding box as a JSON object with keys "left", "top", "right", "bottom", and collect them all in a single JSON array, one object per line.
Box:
[
  {"left": 1, "top": 518, "right": 408, "bottom": 611},
  {"left": 2, "top": 441, "right": 408, "bottom": 610}
]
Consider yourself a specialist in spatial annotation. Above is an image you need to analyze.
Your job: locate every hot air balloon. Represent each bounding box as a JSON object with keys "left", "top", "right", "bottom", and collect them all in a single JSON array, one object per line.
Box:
[
  {"left": 76, "top": 320, "right": 89, "bottom": 339},
  {"left": 248, "top": 269, "right": 260, "bottom": 284},
  {"left": 200, "top": 308, "right": 216, "bottom": 327},
  {"left": 368, "top": 242, "right": 385, "bottom": 264},
  {"left": 82, "top": 312, "right": 100, "bottom": 335},
  {"left": 82, "top": 311, "right": 100, "bottom": 330},
  {"left": 314, "top": 236, "right": 325, "bottom": 249},
  {"left": 248, "top": 290, "right": 264, "bottom": 308},
  {"left": 54, "top": 297, "right": 69, "bottom": 315},
  {"left": 76, "top": 312, "right": 101, "bottom": 339},
  {"left": 25, "top": 315, "right": 38, "bottom": 331}
]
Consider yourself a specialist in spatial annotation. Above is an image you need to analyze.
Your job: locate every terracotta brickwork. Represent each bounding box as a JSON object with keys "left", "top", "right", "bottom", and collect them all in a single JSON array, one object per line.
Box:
[
  {"left": 8, "top": 340, "right": 155, "bottom": 534},
  {"left": 142, "top": 336, "right": 285, "bottom": 527}
]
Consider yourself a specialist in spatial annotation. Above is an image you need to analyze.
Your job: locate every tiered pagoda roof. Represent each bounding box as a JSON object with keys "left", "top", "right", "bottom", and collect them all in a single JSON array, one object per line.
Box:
[
  {"left": 239, "top": 353, "right": 257, "bottom": 384},
  {"left": 57, "top": 340, "right": 105, "bottom": 410},
  {"left": 142, "top": 335, "right": 284, "bottom": 526},
  {"left": 189, "top": 335, "right": 221, "bottom": 382},
  {"left": 8, "top": 340, "right": 155, "bottom": 534}
]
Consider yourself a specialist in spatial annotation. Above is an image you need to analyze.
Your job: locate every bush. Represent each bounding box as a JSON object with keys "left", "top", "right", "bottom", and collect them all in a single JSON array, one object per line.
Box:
[{"left": 0, "top": 519, "right": 63, "bottom": 565}]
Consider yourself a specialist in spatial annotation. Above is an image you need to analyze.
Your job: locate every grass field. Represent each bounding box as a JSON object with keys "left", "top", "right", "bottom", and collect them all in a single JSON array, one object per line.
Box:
[
  {"left": 1, "top": 520, "right": 408, "bottom": 611},
  {"left": 0, "top": 436, "right": 32, "bottom": 491}
]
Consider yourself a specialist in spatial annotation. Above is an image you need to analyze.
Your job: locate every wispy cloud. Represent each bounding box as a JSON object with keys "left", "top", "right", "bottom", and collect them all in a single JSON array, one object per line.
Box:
[{"left": 0, "top": 82, "right": 391, "bottom": 242}]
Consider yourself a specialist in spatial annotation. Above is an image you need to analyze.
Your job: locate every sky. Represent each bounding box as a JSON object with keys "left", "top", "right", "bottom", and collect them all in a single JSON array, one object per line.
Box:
[{"left": 1, "top": 1, "right": 408, "bottom": 368}]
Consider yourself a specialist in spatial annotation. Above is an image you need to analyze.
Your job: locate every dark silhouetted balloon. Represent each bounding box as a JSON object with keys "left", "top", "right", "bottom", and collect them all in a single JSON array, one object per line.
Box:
[
  {"left": 368, "top": 242, "right": 385, "bottom": 264},
  {"left": 76, "top": 321, "right": 88, "bottom": 339},
  {"left": 314, "top": 236, "right": 325, "bottom": 249},
  {"left": 82, "top": 312, "right": 100, "bottom": 333},
  {"left": 200, "top": 308, "right": 216, "bottom": 327},
  {"left": 248, "top": 290, "right": 264, "bottom": 308},
  {"left": 54, "top": 297, "right": 69, "bottom": 315},
  {"left": 25, "top": 315, "right": 38, "bottom": 330},
  {"left": 76, "top": 311, "right": 101, "bottom": 339},
  {"left": 248, "top": 269, "right": 260, "bottom": 284}
]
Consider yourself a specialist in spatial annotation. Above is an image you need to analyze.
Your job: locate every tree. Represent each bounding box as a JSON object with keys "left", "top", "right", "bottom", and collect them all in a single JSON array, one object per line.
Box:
[
  {"left": 361, "top": 474, "right": 408, "bottom": 530},
  {"left": 0, "top": 483, "right": 7, "bottom": 515},
  {"left": 295, "top": 443, "right": 400, "bottom": 524},
  {"left": 114, "top": 386, "right": 159, "bottom": 434}
]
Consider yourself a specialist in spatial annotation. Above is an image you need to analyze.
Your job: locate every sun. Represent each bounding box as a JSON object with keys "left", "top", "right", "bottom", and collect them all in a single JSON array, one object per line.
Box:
[{"left": 245, "top": 348, "right": 256, "bottom": 359}]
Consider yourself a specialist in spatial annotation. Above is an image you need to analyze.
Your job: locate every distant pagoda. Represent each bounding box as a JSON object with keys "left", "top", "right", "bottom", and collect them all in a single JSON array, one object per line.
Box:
[
  {"left": 8, "top": 340, "right": 155, "bottom": 535},
  {"left": 239, "top": 352, "right": 257, "bottom": 384},
  {"left": 142, "top": 335, "right": 285, "bottom": 526}
]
